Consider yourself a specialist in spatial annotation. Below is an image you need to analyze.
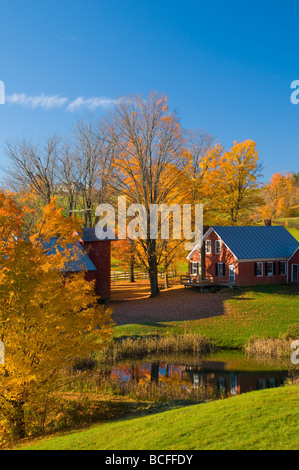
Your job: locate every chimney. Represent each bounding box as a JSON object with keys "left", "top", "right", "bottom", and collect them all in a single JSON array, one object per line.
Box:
[{"left": 264, "top": 220, "right": 272, "bottom": 226}]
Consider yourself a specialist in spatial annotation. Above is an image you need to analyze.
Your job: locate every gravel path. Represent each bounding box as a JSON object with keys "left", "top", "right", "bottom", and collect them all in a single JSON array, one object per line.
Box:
[{"left": 108, "top": 280, "right": 231, "bottom": 325}]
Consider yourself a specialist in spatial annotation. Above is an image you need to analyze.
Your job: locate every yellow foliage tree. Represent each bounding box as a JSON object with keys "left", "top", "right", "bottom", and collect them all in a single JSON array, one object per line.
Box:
[
  {"left": 0, "top": 191, "right": 114, "bottom": 442},
  {"left": 259, "top": 172, "right": 297, "bottom": 220},
  {"left": 205, "top": 140, "right": 262, "bottom": 224}
]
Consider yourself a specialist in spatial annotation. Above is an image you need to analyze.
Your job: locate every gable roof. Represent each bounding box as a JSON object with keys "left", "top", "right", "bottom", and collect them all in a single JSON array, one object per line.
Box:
[
  {"left": 208, "top": 226, "right": 299, "bottom": 260},
  {"left": 44, "top": 239, "right": 97, "bottom": 272}
]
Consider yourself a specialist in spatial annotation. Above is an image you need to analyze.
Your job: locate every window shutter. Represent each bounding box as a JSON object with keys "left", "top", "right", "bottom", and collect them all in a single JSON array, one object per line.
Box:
[
  {"left": 273, "top": 262, "right": 276, "bottom": 275},
  {"left": 196, "top": 263, "right": 199, "bottom": 274},
  {"left": 278, "top": 262, "right": 281, "bottom": 275},
  {"left": 254, "top": 263, "right": 257, "bottom": 276},
  {"left": 223, "top": 264, "right": 226, "bottom": 276},
  {"left": 215, "top": 263, "right": 218, "bottom": 276},
  {"left": 265, "top": 262, "right": 268, "bottom": 276}
]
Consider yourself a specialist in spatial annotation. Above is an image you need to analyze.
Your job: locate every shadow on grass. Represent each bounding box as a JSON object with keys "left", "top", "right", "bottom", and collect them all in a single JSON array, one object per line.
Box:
[{"left": 110, "top": 283, "right": 298, "bottom": 327}]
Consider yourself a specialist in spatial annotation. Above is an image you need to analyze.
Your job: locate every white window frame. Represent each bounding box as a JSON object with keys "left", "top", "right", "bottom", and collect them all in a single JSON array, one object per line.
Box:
[
  {"left": 215, "top": 239, "right": 221, "bottom": 255},
  {"left": 256, "top": 262, "right": 263, "bottom": 277},
  {"left": 218, "top": 262, "right": 224, "bottom": 277},
  {"left": 191, "top": 262, "right": 198, "bottom": 275},
  {"left": 205, "top": 240, "right": 212, "bottom": 255},
  {"left": 279, "top": 261, "right": 286, "bottom": 276},
  {"left": 266, "top": 262, "right": 274, "bottom": 276},
  {"left": 229, "top": 264, "right": 235, "bottom": 283}
]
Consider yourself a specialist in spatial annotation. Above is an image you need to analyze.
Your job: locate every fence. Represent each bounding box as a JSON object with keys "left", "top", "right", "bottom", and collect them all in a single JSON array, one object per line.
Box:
[{"left": 111, "top": 270, "right": 176, "bottom": 282}]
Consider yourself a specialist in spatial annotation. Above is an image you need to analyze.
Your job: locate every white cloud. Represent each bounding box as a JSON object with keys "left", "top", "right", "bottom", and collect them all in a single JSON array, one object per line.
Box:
[
  {"left": 6, "top": 93, "right": 68, "bottom": 110},
  {"left": 67, "top": 96, "right": 119, "bottom": 112},
  {"left": 6, "top": 93, "right": 120, "bottom": 112}
]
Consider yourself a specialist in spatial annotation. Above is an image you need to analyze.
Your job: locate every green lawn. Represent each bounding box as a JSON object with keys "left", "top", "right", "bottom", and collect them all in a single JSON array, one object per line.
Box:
[
  {"left": 287, "top": 227, "right": 299, "bottom": 241},
  {"left": 22, "top": 385, "right": 299, "bottom": 450},
  {"left": 114, "top": 285, "right": 299, "bottom": 348}
]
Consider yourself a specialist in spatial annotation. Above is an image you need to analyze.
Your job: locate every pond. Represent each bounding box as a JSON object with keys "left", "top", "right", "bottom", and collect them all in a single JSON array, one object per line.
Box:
[{"left": 106, "top": 351, "right": 295, "bottom": 398}]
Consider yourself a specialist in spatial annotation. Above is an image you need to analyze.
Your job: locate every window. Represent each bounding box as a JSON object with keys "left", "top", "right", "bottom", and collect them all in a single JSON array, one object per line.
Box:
[
  {"left": 265, "top": 262, "right": 274, "bottom": 276},
  {"left": 191, "top": 262, "right": 198, "bottom": 275},
  {"left": 279, "top": 261, "right": 286, "bottom": 275},
  {"left": 268, "top": 378, "right": 276, "bottom": 388},
  {"left": 205, "top": 240, "right": 212, "bottom": 254},
  {"left": 230, "top": 373, "right": 238, "bottom": 396},
  {"left": 215, "top": 240, "right": 221, "bottom": 255},
  {"left": 257, "top": 379, "right": 265, "bottom": 390},
  {"left": 218, "top": 377, "right": 226, "bottom": 393},
  {"left": 255, "top": 262, "right": 263, "bottom": 277},
  {"left": 291, "top": 264, "right": 298, "bottom": 283},
  {"left": 216, "top": 263, "right": 225, "bottom": 277}
]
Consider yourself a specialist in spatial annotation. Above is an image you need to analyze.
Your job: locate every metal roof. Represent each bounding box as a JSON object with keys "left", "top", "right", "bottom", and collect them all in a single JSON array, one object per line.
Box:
[
  {"left": 44, "top": 238, "right": 97, "bottom": 272},
  {"left": 81, "top": 227, "right": 116, "bottom": 242},
  {"left": 210, "top": 226, "right": 299, "bottom": 260}
]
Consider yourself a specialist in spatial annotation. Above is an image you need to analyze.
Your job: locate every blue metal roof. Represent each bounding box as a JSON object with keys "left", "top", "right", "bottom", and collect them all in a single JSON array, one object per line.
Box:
[
  {"left": 210, "top": 226, "right": 299, "bottom": 260},
  {"left": 81, "top": 227, "right": 116, "bottom": 241},
  {"left": 43, "top": 238, "right": 97, "bottom": 272}
]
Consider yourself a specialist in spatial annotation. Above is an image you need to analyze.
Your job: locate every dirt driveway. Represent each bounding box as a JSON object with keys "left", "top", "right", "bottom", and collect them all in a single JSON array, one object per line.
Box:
[{"left": 108, "top": 280, "right": 232, "bottom": 325}]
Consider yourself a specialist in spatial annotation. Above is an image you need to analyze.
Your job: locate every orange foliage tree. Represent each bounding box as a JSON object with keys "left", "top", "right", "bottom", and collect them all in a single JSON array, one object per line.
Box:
[
  {"left": 259, "top": 172, "right": 298, "bottom": 220},
  {"left": 0, "top": 192, "right": 114, "bottom": 442}
]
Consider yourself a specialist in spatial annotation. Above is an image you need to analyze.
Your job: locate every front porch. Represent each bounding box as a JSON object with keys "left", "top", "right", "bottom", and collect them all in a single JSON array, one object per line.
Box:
[{"left": 180, "top": 275, "right": 237, "bottom": 291}]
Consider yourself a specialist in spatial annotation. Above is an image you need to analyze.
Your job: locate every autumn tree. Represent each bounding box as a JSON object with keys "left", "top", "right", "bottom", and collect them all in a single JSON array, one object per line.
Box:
[
  {"left": 111, "top": 239, "right": 136, "bottom": 282},
  {"left": 5, "top": 136, "right": 59, "bottom": 204},
  {"left": 68, "top": 118, "right": 118, "bottom": 227},
  {"left": 0, "top": 192, "right": 114, "bottom": 442},
  {"left": 206, "top": 140, "right": 262, "bottom": 224},
  {"left": 259, "top": 172, "right": 298, "bottom": 220},
  {"left": 179, "top": 129, "right": 223, "bottom": 225},
  {"left": 109, "top": 92, "right": 184, "bottom": 297}
]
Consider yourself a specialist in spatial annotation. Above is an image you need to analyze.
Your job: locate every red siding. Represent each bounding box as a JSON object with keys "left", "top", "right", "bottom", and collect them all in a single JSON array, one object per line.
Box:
[
  {"left": 238, "top": 260, "right": 288, "bottom": 286},
  {"left": 289, "top": 248, "right": 299, "bottom": 284},
  {"left": 83, "top": 240, "right": 111, "bottom": 300},
  {"left": 189, "top": 229, "right": 296, "bottom": 286},
  {"left": 204, "top": 230, "right": 237, "bottom": 282}
]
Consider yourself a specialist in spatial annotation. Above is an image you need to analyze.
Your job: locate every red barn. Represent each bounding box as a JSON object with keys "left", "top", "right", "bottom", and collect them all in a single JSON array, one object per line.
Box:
[
  {"left": 56, "top": 227, "right": 114, "bottom": 301},
  {"left": 186, "top": 225, "right": 299, "bottom": 287},
  {"left": 78, "top": 227, "right": 112, "bottom": 300}
]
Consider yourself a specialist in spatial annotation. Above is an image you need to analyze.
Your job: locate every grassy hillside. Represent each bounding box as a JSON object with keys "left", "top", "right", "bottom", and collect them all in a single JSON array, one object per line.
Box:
[
  {"left": 22, "top": 385, "right": 299, "bottom": 450},
  {"left": 287, "top": 227, "right": 299, "bottom": 241}
]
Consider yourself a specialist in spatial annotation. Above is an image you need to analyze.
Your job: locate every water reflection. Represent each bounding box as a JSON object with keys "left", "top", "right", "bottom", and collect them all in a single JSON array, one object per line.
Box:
[{"left": 110, "top": 354, "right": 292, "bottom": 397}]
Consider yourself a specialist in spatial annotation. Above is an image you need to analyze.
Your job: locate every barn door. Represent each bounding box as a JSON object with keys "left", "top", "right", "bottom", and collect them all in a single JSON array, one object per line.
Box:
[{"left": 229, "top": 264, "right": 235, "bottom": 283}]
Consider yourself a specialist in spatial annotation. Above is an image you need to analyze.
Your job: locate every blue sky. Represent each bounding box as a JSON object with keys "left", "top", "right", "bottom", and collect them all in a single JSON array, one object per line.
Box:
[{"left": 0, "top": 0, "right": 299, "bottom": 183}]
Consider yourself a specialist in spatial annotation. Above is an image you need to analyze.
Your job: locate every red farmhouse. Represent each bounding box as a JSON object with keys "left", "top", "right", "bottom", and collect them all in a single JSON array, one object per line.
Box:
[{"left": 187, "top": 225, "right": 299, "bottom": 287}]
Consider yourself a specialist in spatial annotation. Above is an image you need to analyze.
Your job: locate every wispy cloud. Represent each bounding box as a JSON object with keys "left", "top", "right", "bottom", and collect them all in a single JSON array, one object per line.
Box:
[
  {"left": 67, "top": 96, "right": 119, "bottom": 112},
  {"left": 6, "top": 93, "right": 119, "bottom": 112},
  {"left": 6, "top": 93, "right": 68, "bottom": 110}
]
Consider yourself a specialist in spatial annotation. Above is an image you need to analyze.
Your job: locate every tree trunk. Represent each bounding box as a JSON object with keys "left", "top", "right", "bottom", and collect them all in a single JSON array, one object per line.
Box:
[
  {"left": 164, "top": 272, "right": 169, "bottom": 289},
  {"left": 148, "top": 243, "right": 159, "bottom": 297},
  {"left": 129, "top": 257, "right": 135, "bottom": 283},
  {"left": 85, "top": 199, "right": 93, "bottom": 227},
  {"left": 164, "top": 255, "right": 169, "bottom": 289},
  {"left": 10, "top": 400, "right": 26, "bottom": 439}
]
